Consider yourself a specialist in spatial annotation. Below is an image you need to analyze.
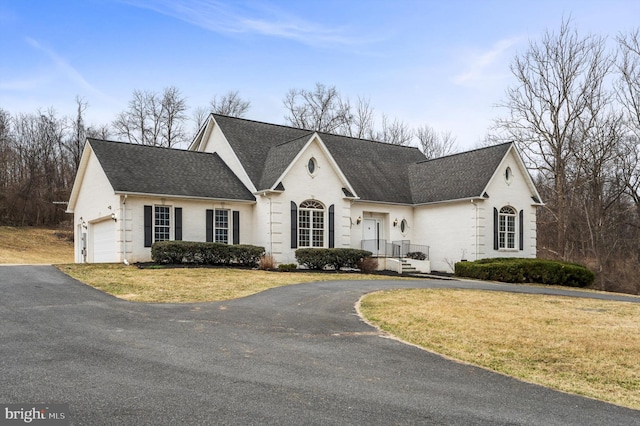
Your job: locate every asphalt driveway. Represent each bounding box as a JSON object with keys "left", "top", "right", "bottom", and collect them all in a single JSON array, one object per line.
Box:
[{"left": 1, "top": 265, "right": 639, "bottom": 425}]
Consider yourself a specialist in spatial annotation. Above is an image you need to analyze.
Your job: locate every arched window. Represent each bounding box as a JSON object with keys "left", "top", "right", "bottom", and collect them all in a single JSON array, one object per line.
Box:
[
  {"left": 499, "top": 206, "right": 517, "bottom": 249},
  {"left": 299, "top": 200, "right": 324, "bottom": 247}
]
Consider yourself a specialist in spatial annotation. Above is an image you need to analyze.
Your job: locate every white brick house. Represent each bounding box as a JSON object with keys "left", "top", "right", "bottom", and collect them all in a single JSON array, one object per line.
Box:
[{"left": 67, "top": 114, "right": 543, "bottom": 272}]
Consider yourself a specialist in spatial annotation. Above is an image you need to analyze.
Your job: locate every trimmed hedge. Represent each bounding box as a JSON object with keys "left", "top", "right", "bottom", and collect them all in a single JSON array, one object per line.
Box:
[
  {"left": 295, "top": 248, "right": 373, "bottom": 270},
  {"left": 454, "top": 258, "right": 595, "bottom": 287},
  {"left": 151, "top": 241, "right": 265, "bottom": 267}
]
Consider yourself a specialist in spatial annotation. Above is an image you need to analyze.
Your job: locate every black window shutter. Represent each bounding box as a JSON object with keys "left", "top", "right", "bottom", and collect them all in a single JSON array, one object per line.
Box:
[
  {"left": 291, "top": 201, "right": 298, "bottom": 249},
  {"left": 175, "top": 207, "right": 182, "bottom": 241},
  {"left": 144, "top": 205, "right": 152, "bottom": 247},
  {"left": 519, "top": 209, "right": 524, "bottom": 251},
  {"left": 328, "top": 204, "right": 335, "bottom": 248},
  {"left": 206, "top": 209, "right": 213, "bottom": 242},
  {"left": 493, "top": 207, "right": 499, "bottom": 250},
  {"left": 232, "top": 210, "right": 240, "bottom": 245}
]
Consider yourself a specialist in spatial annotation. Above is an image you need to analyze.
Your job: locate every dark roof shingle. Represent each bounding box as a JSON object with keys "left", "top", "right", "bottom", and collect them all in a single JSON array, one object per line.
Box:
[
  {"left": 89, "top": 139, "right": 255, "bottom": 201},
  {"left": 408, "top": 142, "right": 512, "bottom": 204},
  {"left": 211, "top": 114, "right": 427, "bottom": 203}
]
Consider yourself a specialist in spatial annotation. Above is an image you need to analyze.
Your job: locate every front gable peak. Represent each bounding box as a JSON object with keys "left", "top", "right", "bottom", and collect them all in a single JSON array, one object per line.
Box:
[{"left": 260, "top": 133, "right": 358, "bottom": 198}]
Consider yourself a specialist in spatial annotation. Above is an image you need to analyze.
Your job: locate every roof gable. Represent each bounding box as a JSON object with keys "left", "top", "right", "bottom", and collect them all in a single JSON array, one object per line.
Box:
[
  {"left": 88, "top": 139, "right": 255, "bottom": 201},
  {"left": 408, "top": 142, "right": 513, "bottom": 204},
  {"left": 208, "top": 114, "right": 427, "bottom": 203},
  {"left": 208, "top": 115, "right": 312, "bottom": 189}
]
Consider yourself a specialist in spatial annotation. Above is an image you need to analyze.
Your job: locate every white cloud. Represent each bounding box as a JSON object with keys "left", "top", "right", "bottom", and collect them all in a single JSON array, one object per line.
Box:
[
  {"left": 453, "top": 36, "right": 522, "bottom": 86},
  {"left": 25, "top": 37, "right": 100, "bottom": 94},
  {"left": 121, "top": 0, "right": 366, "bottom": 47}
]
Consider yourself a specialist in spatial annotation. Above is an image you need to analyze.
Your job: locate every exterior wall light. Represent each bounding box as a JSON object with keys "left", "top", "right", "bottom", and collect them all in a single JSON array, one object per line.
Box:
[
  {"left": 393, "top": 218, "right": 399, "bottom": 227},
  {"left": 356, "top": 216, "right": 362, "bottom": 225},
  {"left": 111, "top": 213, "right": 117, "bottom": 222}
]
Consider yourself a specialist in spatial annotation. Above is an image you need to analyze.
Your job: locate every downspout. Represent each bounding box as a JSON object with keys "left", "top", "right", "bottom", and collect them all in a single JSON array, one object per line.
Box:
[
  {"left": 264, "top": 192, "right": 273, "bottom": 254},
  {"left": 122, "top": 194, "right": 128, "bottom": 265},
  {"left": 471, "top": 199, "right": 479, "bottom": 260}
]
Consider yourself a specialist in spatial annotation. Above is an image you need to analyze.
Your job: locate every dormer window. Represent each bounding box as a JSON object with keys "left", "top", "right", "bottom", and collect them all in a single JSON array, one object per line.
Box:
[{"left": 307, "top": 157, "right": 317, "bottom": 176}]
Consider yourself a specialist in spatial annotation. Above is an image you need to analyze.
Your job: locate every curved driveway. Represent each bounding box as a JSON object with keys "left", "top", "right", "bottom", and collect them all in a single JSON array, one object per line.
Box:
[{"left": 1, "top": 265, "right": 639, "bottom": 425}]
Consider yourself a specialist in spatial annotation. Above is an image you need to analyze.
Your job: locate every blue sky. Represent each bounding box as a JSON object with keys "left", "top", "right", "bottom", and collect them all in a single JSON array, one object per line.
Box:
[{"left": 1, "top": 0, "right": 639, "bottom": 149}]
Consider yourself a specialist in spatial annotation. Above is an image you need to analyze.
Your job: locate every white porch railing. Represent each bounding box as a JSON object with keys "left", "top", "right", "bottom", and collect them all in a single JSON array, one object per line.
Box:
[{"left": 360, "top": 239, "right": 429, "bottom": 260}]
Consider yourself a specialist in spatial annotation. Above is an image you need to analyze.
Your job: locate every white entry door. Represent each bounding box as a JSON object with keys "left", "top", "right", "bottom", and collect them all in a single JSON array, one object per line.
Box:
[{"left": 362, "top": 218, "right": 382, "bottom": 255}]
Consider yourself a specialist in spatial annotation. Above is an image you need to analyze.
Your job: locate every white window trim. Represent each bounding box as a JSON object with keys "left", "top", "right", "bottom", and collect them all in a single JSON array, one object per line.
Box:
[
  {"left": 215, "top": 209, "right": 230, "bottom": 244},
  {"left": 154, "top": 205, "right": 171, "bottom": 243},
  {"left": 298, "top": 200, "right": 325, "bottom": 248},
  {"left": 498, "top": 206, "right": 517, "bottom": 250}
]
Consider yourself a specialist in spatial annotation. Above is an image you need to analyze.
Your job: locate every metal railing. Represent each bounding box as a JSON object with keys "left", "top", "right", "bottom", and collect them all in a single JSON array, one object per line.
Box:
[{"left": 361, "top": 239, "right": 429, "bottom": 260}]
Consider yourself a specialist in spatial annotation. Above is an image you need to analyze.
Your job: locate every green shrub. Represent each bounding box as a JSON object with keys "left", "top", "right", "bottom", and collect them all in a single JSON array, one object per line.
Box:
[
  {"left": 277, "top": 263, "right": 297, "bottom": 272},
  {"left": 151, "top": 241, "right": 265, "bottom": 266},
  {"left": 406, "top": 251, "right": 427, "bottom": 260},
  {"left": 454, "top": 258, "right": 595, "bottom": 287},
  {"left": 295, "top": 248, "right": 372, "bottom": 270}
]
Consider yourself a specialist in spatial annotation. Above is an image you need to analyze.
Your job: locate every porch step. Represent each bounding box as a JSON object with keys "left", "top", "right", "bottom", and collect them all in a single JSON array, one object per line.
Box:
[{"left": 400, "top": 261, "right": 417, "bottom": 273}]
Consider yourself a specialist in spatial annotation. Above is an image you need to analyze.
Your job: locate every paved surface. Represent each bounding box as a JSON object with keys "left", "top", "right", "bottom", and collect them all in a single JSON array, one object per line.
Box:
[{"left": 1, "top": 265, "right": 639, "bottom": 425}]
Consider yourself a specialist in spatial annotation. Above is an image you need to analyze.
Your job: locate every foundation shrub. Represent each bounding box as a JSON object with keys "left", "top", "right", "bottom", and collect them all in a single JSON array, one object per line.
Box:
[
  {"left": 295, "top": 248, "right": 373, "bottom": 270},
  {"left": 454, "top": 258, "right": 595, "bottom": 287},
  {"left": 151, "top": 241, "right": 265, "bottom": 266},
  {"left": 277, "top": 263, "right": 297, "bottom": 272}
]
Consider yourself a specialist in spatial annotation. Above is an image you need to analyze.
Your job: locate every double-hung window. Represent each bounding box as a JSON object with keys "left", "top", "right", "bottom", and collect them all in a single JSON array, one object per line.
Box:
[
  {"left": 215, "top": 209, "right": 229, "bottom": 244},
  {"left": 154, "top": 206, "right": 171, "bottom": 242},
  {"left": 299, "top": 200, "right": 324, "bottom": 248}
]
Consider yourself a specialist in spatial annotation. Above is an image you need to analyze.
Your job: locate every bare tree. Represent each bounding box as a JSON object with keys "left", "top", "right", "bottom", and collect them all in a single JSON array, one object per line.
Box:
[
  {"left": 371, "top": 114, "right": 413, "bottom": 146},
  {"left": 415, "top": 125, "right": 459, "bottom": 159},
  {"left": 113, "top": 86, "right": 188, "bottom": 147},
  {"left": 161, "top": 86, "right": 188, "bottom": 147},
  {"left": 617, "top": 30, "right": 640, "bottom": 138},
  {"left": 192, "top": 106, "right": 209, "bottom": 132},
  {"left": 495, "top": 19, "right": 613, "bottom": 260},
  {"left": 344, "top": 96, "right": 376, "bottom": 139},
  {"left": 65, "top": 96, "right": 88, "bottom": 170},
  {"left": 283, "top": 83, "right": 352, "bottom": 133},
  {"left": 210, "top": 90, "right": 251, "bottom": 117},
  {"left": 86, "top": 124, "right": 111, "bottom": 140}
]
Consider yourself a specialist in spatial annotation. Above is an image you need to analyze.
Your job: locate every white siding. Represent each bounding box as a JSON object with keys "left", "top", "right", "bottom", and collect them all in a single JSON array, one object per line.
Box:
[
  {"left": 72, "top": 150, "right": 120, "bottom": 263},
  {"left": 414, "top": 201, "right": 477, "bottom": 272},
  {"left": 271, "top": 138, "right": 352, "bottom": 264},
  {"left": 124, "top": 197, "right": 255, "bottom": 263}
]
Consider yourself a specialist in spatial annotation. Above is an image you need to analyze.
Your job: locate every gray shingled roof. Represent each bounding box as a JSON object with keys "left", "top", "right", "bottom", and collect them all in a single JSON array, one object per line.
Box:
[
  {"left": 210, "top": 115, "right": 312, "bottom": 188},
  {"left": 88, "top": 139, "right": 255, "bottom": 201},
  {"left": 408, "top": 142, "right": 513, "bottom": 204},
  {"left": 211, "top": 114, "right": 427, "bottom": 203}
]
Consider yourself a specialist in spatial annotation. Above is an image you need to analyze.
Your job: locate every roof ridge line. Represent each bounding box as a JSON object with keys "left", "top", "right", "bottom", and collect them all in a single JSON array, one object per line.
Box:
[
  {"left": 89, "top": 138, "right": 227, "bottom": 157},
  {"left": 415, "top": 141, "right": 513, "bottom": 164},
  {"left": 212, "top": 113, "right": 423, "bottom": 152}
]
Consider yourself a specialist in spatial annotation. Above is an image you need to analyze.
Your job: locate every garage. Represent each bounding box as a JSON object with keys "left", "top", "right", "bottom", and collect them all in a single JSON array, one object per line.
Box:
[{"left": 90, "top": 220, "right": 116, "bottom": 263}]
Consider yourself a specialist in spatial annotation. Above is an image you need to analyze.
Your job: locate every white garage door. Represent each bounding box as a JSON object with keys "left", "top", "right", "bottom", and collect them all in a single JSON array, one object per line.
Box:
[{"left": 91, "top": 220, "right": 116, "bottom": 263}]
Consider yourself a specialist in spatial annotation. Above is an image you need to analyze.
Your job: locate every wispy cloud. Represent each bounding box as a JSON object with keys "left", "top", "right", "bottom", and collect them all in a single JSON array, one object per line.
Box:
[
  {"left": 25, "top": 37, "right": 102, "bottom": 94},
  {"left": 121, "top": 0, "right": 367, "bottom": 47},
  {"left": 453, "top": 37, "right": 522, "bottom": 85}
]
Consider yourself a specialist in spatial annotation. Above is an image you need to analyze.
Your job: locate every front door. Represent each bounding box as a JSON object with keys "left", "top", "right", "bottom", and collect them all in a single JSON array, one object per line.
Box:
[{"left": 362, "top": 218, "right": 382, "bottom": 255}]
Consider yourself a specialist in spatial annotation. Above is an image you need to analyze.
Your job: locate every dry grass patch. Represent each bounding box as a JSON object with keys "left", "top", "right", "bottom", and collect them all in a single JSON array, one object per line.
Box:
[
  {"left": 359, "top": 288, "right": 640, "bottom": 410},
  {"left": 57, "top": 264, "right": 409, "bottom": 303},
  {"left": 0, "top": 226, "right": 73, "bottom": 264}
]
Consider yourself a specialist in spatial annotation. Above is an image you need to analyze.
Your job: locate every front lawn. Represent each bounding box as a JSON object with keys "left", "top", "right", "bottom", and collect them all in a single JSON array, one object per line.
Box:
[{"left": 57, "top": 263, "right": 407, "bottom": 303}]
